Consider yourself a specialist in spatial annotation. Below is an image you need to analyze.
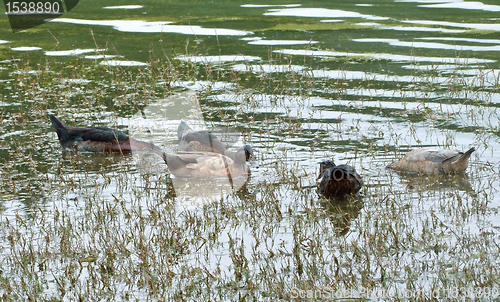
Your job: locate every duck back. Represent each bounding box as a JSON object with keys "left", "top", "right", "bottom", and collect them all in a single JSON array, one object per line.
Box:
[
  {"left": 387, "top": 147, "right": 475, "bottom": 174},
  {"left": 178, "top": 121, "right": 226, "bottom": 154}
]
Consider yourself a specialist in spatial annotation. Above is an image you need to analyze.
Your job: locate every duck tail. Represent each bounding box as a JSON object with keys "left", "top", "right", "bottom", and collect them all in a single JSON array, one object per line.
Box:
[
  {"left": 49, "top": 115, "right": 71, "bottom": 144},
  {"left": 177, "top": 121, "right": 192, "bottom": 142},
  {"left": 452, "top": 147, "right": 475, "bottom": 166}
]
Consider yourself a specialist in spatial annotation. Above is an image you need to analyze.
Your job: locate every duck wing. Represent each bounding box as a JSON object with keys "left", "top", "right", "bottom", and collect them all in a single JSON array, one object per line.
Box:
[
  {"left": 178, "top": 121, "right": 226, "bottom": 153},
  {"left": 176, "top": 152, "right": 234, "bottom": 170},
  {"left": 180, "top": 131, "right": 225, "bottom": 152}
]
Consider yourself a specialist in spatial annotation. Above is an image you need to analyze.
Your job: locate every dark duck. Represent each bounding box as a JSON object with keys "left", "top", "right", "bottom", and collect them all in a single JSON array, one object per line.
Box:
[
  {"left": 317, "top": 160, "right": 363, "bottom": 199},
  {"left": 50, "top": 115, "right": 159, "bottom": 153}
]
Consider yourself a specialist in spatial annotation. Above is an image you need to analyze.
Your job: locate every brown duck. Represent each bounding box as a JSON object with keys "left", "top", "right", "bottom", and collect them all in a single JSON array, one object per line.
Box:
[
  {"left": 386, "top": 147, "right": 475, "bottom": 174},
  {"left": 318, "top": 160, "right": 363, "bottom": 199}
]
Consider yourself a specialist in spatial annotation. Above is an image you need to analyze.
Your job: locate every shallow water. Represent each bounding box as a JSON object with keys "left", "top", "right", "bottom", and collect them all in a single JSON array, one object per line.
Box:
[{"left": 1, "top": 0, "right": 500, "bottom": 300}]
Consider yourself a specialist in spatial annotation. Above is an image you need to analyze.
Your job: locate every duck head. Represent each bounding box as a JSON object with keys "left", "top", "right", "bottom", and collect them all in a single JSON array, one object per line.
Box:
[
  {"left": 318, "top": 160, "right": 336, "bottom": 179},
  {"left": 242, "top": 144, "right": 259, "bottom": 168}
]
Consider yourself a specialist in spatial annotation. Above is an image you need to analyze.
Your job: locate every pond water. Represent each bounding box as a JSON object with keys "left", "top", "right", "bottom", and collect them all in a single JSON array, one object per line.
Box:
[{"left": 1, "top": 0, "right": 500, "bottom": 300}]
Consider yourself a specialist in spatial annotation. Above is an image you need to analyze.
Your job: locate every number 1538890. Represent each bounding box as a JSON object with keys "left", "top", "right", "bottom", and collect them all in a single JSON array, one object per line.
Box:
[{"left": 5, "top": 1, "right": 61, "bottom": 14}]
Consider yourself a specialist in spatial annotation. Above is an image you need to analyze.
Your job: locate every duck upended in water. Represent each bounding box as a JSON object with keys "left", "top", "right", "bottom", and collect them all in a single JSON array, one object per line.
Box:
[
  {"left": 177, "top": 121, "right": 257, "bottom": 166},
  {"left": 50, "top": 115, "right": 160, "bottom": 153},
  {"left": 162, "top": 150, "right": 250, "bottom": 179},
  {"left": 318, "top": 160, "right": 363, "bottom": 199},
  {"left": 386, "top": 147, "right": 475, "bottom": 174}
]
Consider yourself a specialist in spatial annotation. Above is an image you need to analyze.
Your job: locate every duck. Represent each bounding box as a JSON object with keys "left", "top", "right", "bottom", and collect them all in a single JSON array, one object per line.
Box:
[
  {"left": 386, "top": 147, "right": 475, "bottom": 174},
  {"left": 317, "top": 160, "right": 363, "bottom": 199},
  {"left": 177, "top": 120, "right": 257, "bottom": 166},
  {"left": 161, "top": 149, "right": 250, "bottom": 179},
  {"left": 50, "top": 115, "right": 160, "bottom": 153},
  {"left": 178, "top": 120, "right": 226, "bottom": 154}
]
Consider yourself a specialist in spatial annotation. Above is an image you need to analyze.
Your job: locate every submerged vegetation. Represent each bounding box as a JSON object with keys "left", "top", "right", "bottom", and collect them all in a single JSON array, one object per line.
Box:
[{"left": 0, "top": 50, "right": 499, "bottom": 300}]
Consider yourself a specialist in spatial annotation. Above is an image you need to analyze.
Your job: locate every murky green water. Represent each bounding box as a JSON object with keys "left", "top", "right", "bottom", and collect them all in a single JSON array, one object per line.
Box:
[{"left": 1, "top": 0, "right": 500, "bottom": 300}]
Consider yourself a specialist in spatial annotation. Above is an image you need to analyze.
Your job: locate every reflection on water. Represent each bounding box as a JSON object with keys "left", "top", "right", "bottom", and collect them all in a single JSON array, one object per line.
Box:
[
  {"left": 353, "top": 38, "right": 500, "bottom": 51},
  {"left": 402, "top": 20, "right": 500, "bottom": 31},
  {"left": 418, "top": 1, "right": 500, "bottom": 12},
  {"left": 390, "top": 171, "right": 475, "bottom": 193},
  {"left": 51, "top": 18, "right": 252, "bottom": 36},
  {"left": 12, "top": 47, "right": 42, "bottom": 51},
  {"left": 84, "top": 54, "right": 117, "bottom": 59},
  {"left": 232, "top": 63, "right": 304, "bottom": 73},
  {"left": 321, "top": 197, "right": 364, "bottom": 237},
  {"left": 175, "top": 55, "right": 261, "bottom": 63},
  {"left": 99, "top": 60, "right": 148, "bottom": 66},
  {"left": 103, "top": 5, "right": 143, "bottom": 10},
  {"left": 247, "top": 40, "right": 318, "bottom": 45},
  {"left": 240, "top": 4, "right": 302, "bottom": 8},
  {"left": 45, "top": 48, "right": 102, "bottom": 56},
  {"left": 368, "top": 24, "right": 467, "bottom": 33},
  {"left": 171, "top": 177, "right": 250, "bottom": 208},
  {"left": 274, "top": 49, "right": 495, "bottom": 64},
  {"left": 262, "top": 7, "right": 389, "bottom": 21}
]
